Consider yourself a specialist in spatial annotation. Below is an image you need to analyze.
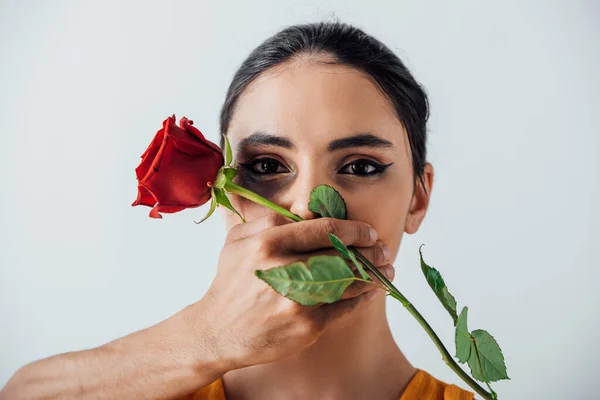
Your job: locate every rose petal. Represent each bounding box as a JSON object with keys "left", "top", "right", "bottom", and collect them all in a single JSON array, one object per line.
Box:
[
  {"left": 149, "top": 204, "right": 189, "bottom": 219},
  {"left": 135, "top": 121, "right": 168, "bottom": 181},
  {"left": 133, "top": 115, "right": 224, "bottom": 219},
  {"left": 145, "top": 133, "right": 171, "bottom": 178},
  {"left": 180, "top": 117, "right": 223, "bottom": 155},
  {"left": 166, "top": 119, "right": 224, "bottom": 161},
  {"left": 131, "top": 184, "right": 157, "bottom": 207},
  {"left": 149, "top": 205, "right": 163, "bottom": 219},
  {"left": 141, "top": 115, "right": 173, "bottom": 159},
  {"left": 142, "top": 146, "right": 216, "bottom": 206}
]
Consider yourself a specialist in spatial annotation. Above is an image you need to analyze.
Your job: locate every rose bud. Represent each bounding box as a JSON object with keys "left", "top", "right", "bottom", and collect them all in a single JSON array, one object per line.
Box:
[{"left": 132, "top": 115, "right": 224, "bottom": 218}]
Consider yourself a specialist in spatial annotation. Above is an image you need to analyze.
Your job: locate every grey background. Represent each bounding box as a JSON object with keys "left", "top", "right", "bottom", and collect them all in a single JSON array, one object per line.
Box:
[{"left": 1, "top": 0, "right": 598, "bottom": 398}]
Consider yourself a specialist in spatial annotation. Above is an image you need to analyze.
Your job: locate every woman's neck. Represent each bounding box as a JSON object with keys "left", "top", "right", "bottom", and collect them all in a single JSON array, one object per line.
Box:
[{"left": 222, "top": 295, "right": 417, "bottom": 400}]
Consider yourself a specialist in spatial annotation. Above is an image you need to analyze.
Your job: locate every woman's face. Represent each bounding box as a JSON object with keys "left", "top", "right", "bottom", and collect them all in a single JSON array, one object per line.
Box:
[{"left": 222, "top": 55, "right": 433, "bottom": 262}]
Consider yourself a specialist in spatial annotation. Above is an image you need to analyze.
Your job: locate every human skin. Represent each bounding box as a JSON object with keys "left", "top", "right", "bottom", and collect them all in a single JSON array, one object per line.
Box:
[
  {"left": 0, "top": 53, "right": 433, "bottom": 400},
  {"left": 217, "top": 53, "right": 434, "bottom": 399}
]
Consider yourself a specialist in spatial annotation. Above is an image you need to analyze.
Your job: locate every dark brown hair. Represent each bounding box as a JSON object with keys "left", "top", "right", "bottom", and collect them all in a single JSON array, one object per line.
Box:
[{"left": 219, "top": 21, "right": 430, "bottom": 193}]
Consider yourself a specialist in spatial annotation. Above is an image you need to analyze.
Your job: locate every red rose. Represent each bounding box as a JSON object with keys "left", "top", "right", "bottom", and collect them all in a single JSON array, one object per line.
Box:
[{"left": 132, "top": 115, "right": 224, "bottom": 218}]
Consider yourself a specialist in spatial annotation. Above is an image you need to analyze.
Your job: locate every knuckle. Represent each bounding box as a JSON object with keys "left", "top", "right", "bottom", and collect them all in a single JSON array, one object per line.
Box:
[
  {"left": 225, "top": 224, "right": 242, "bottom": 243},
  {"left": 358, "top": 223, "right": 371, "bottom": 243},
  {"left": 298, "top": 318, "right": 322, "bottom": 336},
  {"left": 362, "top": 247, "right": 376, "bottom": 264},
  {"left": 375, "top": 243, "right": 385, "bottom": 264},
  {"left": 322, "top": 218, "right": 339, "bottom": 237},
  {"left": 264, "top": 213, "right": 283, "bottom": 228},
  {"left": 251, "top": 235, "right": 275, "bottom": 259},
  {"left": 367, "top": 269, "right": 379, "bottom": 281},
  {"left": 280, "top": 299, "right": 303, "bottom": 316}
]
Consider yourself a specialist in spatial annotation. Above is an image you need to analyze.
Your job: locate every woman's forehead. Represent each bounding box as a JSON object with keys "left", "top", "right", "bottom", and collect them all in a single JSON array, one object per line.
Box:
[{"left": 227, "top": 58, "right": 408, "bottom": 152}]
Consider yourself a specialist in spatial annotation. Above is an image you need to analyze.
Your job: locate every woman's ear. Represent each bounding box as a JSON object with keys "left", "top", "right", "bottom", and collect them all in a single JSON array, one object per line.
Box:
[{"left": 405, "top": 162, "right": 434, "bottom": 234}]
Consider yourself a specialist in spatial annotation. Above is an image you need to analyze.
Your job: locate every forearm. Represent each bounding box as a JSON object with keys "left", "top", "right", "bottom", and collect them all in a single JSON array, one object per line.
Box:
[{"left": 0, "top": 303, "right": 227, "bottom": 400}]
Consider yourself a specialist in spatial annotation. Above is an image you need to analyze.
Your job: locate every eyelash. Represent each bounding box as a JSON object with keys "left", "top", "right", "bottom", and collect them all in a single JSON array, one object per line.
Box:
[{"left": 239, "top": 158, "right": 393, "bottom": 177}]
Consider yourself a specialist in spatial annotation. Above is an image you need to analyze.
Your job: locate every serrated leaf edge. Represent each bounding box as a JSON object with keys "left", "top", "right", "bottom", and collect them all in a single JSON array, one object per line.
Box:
[{"left": 308, "top": 184, "right": 347, "bottom": 220}]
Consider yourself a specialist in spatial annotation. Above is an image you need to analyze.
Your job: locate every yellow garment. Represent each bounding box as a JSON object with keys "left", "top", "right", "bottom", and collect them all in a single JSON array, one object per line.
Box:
[{"left": 187, "top": 369, "right": 474, "bottom": 399}]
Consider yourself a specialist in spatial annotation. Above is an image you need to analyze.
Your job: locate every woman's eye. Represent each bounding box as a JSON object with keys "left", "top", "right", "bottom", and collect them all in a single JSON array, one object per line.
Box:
[
  {"left": 241, "top": 158, "right": 289, "bottom": 175},
  {"left": 239, "top": 158, "right": 391, "bottom": 177},
  {"left": 338, "top": 159, "right": 391, "bottom": 176}
]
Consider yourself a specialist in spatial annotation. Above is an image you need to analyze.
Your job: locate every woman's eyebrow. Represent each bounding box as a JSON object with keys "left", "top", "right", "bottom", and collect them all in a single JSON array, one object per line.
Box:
[
  {"left": 327, "top": 133, "right": 394, "bottom": 151},
  {"left": 236, "top": 132, "right": 393, "bottom": 153},
  {"left": 237, "top": 131, "right": 295, "bottom": 152}
]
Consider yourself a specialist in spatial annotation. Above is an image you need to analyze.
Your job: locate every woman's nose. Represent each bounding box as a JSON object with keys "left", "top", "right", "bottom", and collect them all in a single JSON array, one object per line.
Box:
[
  {"left": 287, "top": 174, "right": 321, "bottom": 221},
  {"left": 289, "top": 196, "right": 319, "bottom": 220}
]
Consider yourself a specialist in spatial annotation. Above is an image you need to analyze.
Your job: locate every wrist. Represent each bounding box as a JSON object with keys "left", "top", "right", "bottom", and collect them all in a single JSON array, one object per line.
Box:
[{"left": 178, "top": 298, "right": 235, "bottom": 377}]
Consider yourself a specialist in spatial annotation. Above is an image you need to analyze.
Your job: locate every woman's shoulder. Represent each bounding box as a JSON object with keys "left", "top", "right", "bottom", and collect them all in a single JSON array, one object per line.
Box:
[{"left": 186, "top": 368, "right": 474, "bottom": 400}]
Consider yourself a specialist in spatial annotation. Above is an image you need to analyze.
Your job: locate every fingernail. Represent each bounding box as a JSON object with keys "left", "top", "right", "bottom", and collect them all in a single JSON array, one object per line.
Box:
[
  {"left": 383, "top": 266, "right": 395, "bottom": 280},
  {"left": 369, "top": 227, "right": 378, "bottom": 242},
  {"left": 381, "top": 243, "right": 391, "bottom": 261}
]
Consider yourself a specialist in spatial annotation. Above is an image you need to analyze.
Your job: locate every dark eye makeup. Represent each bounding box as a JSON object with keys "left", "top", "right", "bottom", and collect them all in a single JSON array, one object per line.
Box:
[
  {"left": 238, "top": 158, "right": 289, "bottom": 175},
  {"left": 238, "top": 157, "right": 393, "bottom": 177}
]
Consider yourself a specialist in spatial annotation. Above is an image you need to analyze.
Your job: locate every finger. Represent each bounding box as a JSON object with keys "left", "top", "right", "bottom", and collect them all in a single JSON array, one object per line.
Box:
[
  {"left": 307, "top": 265, "right": 394, "bottom": 328},
  {"left": 225, "top": 212, "right": 291, "bottom": 243},
  {"left": 275, "top": 242, "right": 391, "bottom": 273},
  {"left": 338, "top": 263, "right": 395, "bottom": 301},
  {"left": 263, "top": 218, "right": 378, "bottom": 253},
  {"left": 338, "top": 241, "right": 392, "bottom": 269}
]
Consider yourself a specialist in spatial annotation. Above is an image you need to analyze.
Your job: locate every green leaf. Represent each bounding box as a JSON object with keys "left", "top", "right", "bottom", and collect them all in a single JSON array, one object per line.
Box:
[
  {"left": 223, "top": 134, "right": 233, "bottom": 166},
  {"left": 442, "top": 287, "right": 458, "bottom": 318},
  {"left": 308, "top": 185, "right": 347, "bottom": 219},
  {"left": 214, "top": 188, "right": 245, "bottom": 222},
  {"left": 455, "top": 307, "right": 472, "bottom": 363},
  {"left": 255, "top": 255, "right": 358, "bottom": 306},
  {"left": 419, "top": 245, "right": 458, "bottom": 325},
  {"left": 194, "top": 187, "right": 218, "bottom": 224},
  {"left": 223, "top": 166, "right": 236, "bottom": 181},
  {"left": 468, "top": 329, "right": 510, "bottom": 383},
  {"left": 454, "top": 306, "right": 509, "bottom": 386},
  {"left": 328, "top": 233, "right": 370, "bottom": 280}
]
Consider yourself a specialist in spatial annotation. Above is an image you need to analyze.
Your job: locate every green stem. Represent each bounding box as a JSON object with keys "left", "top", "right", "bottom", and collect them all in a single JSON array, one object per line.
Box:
[
  {"left": 391, "top": 292, "right": 494, "bottom": 400},
  {"left": 225, "top": 182, "right": 495, "bottom": 399},
  {"left": 223, "top": 181, "right": 303, "bottom": 222},
  {"left": 352, "top": 250, "right": 494, "bottom": 399},
  {"left": 352, "top": 250, "right": 407, "bottom": 302}
]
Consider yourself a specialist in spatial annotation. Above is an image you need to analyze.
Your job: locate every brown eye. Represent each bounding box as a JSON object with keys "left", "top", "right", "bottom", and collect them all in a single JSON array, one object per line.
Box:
[
  {"left": 338, "top": 159, "right": 392, "bottom": 176},
  {"left": 241, "top": 158, "right": 289, "bottom": 175},
  {"left": 352, "top": 161, "right": 375, "bottom": 174}
]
